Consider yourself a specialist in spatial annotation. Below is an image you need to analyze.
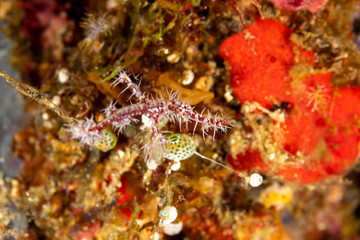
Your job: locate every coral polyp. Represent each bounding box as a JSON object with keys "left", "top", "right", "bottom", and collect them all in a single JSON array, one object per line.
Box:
[{"left": 305, "top": 83, "right": 331, "bottom": 113}]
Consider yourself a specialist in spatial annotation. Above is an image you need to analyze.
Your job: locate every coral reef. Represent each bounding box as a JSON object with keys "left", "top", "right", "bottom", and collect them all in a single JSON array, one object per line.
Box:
[{"left": 0, "top": 0, "right": 360, "bottom": 239}]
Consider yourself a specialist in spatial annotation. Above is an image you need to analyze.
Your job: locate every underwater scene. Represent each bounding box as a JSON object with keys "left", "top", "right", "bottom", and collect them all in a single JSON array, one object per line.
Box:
[{"left": 1, "top": 0, "right": 360, "bottom": 239}]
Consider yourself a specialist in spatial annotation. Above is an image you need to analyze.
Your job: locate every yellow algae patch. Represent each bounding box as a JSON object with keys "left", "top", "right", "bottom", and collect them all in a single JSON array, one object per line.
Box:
[
  {"left": 87, "top": 73, "right": 126, "bottom": 104},
  {"left": 154, "top": 72, "right": 214, "bottom": 105},
  {"left": 260, "top": 183, "right": 293, "bottom": 210}
]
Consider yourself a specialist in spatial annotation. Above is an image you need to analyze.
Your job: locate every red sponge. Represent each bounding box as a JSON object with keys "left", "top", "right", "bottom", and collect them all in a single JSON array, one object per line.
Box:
[{"left": 221, "top": 19, "right": 360, "bottom": 183}]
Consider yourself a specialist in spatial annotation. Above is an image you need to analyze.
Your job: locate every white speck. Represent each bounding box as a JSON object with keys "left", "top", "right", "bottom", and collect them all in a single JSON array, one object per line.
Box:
[
  {"left": 182, "top": 70, "right": 194, "bottom": 85},
  {"left": 58, "top": 68, "right": 70, "bottom": 83},
  {"left": 141, "top": 115, "right": 153, "bottom": 128},
  {"left": 163, "top": 222, "right": 183, "bottom": 236},
  {"left": 224, "top": 90, "right": 234, "bottom": 102},
  {"left": 167, "top": 52, "right": 181, "bottom": 63},
  {"left": 117, "top": 150, "right": 125, "bottom": 159},
  {"left": 159, "top": 206, "right": 178, "bottom": 226},
  {"left": 147, "top": 159, "right": 159, "bottom": 170},
  {"left": 0, "top": 157, "right": 4, "bottom": 163},
  {"left": 150, "top": 232, "right": 160, "bottom": 240},
  {"left": 249, "top": 173, "right": 263, "bottom": 187},
  {"left": 52, "top": 95, "right": 61, "bottom": 106},
  {"left": 163, "top": 48, "right": 170, "bottom": 54},
  {"left": 42, "top": 112, "right": 49, "bottom": 120},
  {"left": 170, "top": 161, "right": 181, "bottom": 171},
  {"left": 269, "top": 153, "right": 275, "bottom": 160}
]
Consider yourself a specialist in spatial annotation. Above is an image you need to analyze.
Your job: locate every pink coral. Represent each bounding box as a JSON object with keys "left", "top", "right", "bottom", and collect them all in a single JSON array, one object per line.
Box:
[{"left": 269, "top": 0, "right": 329, "bottom": 13}]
